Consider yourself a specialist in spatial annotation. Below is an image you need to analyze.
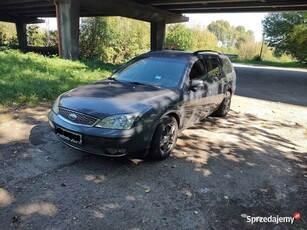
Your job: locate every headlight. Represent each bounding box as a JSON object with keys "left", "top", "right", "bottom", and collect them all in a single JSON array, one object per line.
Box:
[
  {"left": 95, "top": 113, "right": 139, "bottom": 129},
  {"left": 52, "top": 96, "right": 60, "bottom": 114}
]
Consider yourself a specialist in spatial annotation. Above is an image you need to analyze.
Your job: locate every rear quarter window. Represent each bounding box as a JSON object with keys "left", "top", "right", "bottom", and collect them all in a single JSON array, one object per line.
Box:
[{"left": 221, "top": 58, "right": 233, "bottom": 74}]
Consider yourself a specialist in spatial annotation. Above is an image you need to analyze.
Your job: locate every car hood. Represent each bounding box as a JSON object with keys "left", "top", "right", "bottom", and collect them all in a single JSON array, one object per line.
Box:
[{"left": 59, "top": 80, "right": 180, "bottom": 118}]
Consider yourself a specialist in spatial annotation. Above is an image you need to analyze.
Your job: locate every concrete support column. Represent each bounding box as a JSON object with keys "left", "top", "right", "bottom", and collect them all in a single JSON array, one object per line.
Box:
[
  {"left": 15, "top": 22, "right": 27, "bottom": 51},
  {"left": 150, "top": 21, "right": 166, "bottom": 51},
  {"left": 56, "top": 0, "right": 80, "bottom": 60}
]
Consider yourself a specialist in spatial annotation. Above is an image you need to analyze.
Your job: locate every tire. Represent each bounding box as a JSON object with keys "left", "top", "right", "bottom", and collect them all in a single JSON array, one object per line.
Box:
[
  {"left": 212, "top": 91, "right": 232, "bottom": 117},
  {"left": 148, "top": 116, "right": 178, "bottom": 160}
]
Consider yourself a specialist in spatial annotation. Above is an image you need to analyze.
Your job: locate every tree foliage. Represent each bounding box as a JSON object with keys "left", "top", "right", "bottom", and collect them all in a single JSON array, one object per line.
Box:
[
  {"left": 207, "top": 20, "right": 255, "bottom": 48},
  {"left": 190, "top": 27, "right": 218, "bottom": 51},
  {"left": 165, "top": 24, "right": 193, "bottom": 50},
  {"left": 27, "top": 25, "right": 58, "bottom": 47},
  {"left": 235, "top": 26, "right": 254, "bottom": 49},
  {"left": 80, "top": 17, "right": 150, "bottom": 63},
  {"left": 27, "top": 25, "right": 41, "bottom": 46},
  {"left": 207, "top": 20, "right": 235, "bottom": 46},
  {"left": 0, "top": 22, "right": 58, "bottom": 47},
  {"left": 0, "top": 22, "right": 17, "bottom": 45},
  {"left": 165, "top": 24, "right": 218, "bottom": 51},
  {"left": 262, "top": 12, "right": 307, "bottom": 63},
  {"left": 43, "top": 30, "right": 58, "bottom": 47}
]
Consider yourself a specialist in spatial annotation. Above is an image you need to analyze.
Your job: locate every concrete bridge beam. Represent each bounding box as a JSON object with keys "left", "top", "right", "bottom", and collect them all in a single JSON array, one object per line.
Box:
[
  {"left": 15, "top": 21, "right": 27, "bottom": 51},
  {"left": 151, "top": 21, "right": 166, "bottom": 51},
  {"left": 56, "top": 0, "right": 80, "bottom": 60}
]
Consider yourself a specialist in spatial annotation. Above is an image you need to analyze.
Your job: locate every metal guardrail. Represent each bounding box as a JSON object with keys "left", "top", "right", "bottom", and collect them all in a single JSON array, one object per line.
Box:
[{"left": 225, "top": 54, "right": 239, "bottom": 61}]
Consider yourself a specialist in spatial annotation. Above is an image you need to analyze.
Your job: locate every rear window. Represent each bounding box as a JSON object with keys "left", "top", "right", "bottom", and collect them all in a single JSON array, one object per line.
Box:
[{"left": 221, "top": 58, "right": 233, "bottom": 74}]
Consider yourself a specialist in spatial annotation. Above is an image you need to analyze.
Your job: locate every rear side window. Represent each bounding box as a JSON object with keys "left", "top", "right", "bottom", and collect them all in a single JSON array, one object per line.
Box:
[
  {"left": 204, "top": 58, "right": 221, "bottom": 78},
  {"left": 221, "top": 58, "right": 233, "bottom": 74}
]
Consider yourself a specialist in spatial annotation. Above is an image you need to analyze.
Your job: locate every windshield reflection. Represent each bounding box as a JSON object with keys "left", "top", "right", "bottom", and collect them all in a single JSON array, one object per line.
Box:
[{"left": 113, "top": 57, "right": 187, "bottom": 88}]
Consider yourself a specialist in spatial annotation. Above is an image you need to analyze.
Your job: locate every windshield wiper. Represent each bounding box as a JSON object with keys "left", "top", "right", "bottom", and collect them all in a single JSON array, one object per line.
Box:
[
  {"left": 108, "top": 77, "right": 117, "bottom": 81},
  {"left": 129, "top": 81, "right": 155, "bottom": 87}
]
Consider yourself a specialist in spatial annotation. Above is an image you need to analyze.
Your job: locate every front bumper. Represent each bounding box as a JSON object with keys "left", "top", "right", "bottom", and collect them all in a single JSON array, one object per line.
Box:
[{"left": 48, "top": 111, "right": 155, "bottom": 158}]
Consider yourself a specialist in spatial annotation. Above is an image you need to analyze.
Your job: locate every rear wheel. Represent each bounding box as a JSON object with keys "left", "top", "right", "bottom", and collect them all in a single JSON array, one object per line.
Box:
[
  {"left": 148, "top": 116, "right": 178, "bottom": 160},
  {"left": 212, "top": 91, "right": 232, "bottom": 117}
]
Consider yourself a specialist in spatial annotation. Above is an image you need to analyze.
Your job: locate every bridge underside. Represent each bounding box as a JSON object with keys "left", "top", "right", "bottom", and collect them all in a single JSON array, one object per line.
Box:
[{"left": 0, "top": 0, "right": 306, "bottom": 59}]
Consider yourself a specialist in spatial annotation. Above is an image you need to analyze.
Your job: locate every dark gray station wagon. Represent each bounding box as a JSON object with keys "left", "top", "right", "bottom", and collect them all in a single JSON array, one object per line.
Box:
[{"left": 48, "top": 50, "right": 236, "bottom": 160}]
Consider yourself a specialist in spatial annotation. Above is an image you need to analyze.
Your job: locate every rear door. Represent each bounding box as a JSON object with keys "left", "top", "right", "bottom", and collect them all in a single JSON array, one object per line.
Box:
[{"left": 203, "top": 57, "right": 224, "bottom": 110}]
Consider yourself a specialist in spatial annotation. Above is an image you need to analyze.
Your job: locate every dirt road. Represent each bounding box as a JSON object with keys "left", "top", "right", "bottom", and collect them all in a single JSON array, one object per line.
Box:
[{"left": 0, "top": 64, "right": 306, "bottom": 229}]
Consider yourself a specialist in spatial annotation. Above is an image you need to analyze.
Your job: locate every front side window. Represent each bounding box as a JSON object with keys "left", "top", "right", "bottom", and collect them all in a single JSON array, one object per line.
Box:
[
  {"left": 189, "top": 60, "right": 206, "bottom": 80},
  {"left": 113, "top": 57, "right": 187, "bottom": 88}
]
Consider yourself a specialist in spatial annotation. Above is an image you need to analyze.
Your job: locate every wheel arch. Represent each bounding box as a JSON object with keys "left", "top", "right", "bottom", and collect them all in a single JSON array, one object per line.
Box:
[
  {"left": 164, "top": 112, "right": 180, "bottom": 128},
  {"left": 147, "top": 111, "right": 180, "bottom": 150}
]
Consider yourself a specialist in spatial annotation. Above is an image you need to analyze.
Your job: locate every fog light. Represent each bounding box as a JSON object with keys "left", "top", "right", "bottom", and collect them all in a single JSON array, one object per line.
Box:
[
  {"left": 106, "top": 148, "right": 127, "bottom": 155},
  {"left": 118, "top": 148, "right": 127, "bottom": 154}
]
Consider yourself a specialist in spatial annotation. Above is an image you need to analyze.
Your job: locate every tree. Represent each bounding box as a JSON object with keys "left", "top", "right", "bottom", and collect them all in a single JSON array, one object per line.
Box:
[
  {"left": 80, "top": 17, "right": 107, "bottom": 60},
  {"left": 27, "top": 25, "right": 46, "bottom": 46},
  {"left": 207, "top": 20, "right": 236, "bottom": 46},
  {"left": 288, "top": 24, "right": 307, "bottom": 62},
  {"left": 0, "top": 22, "right": 17, "bottom": 45},
  {"left": 190, "top": 27, "right": 218, "bottom": 51},
  {"left": 165, "top": 24, "right": 193, "bottom": 50},
  {"left": 234, "top": 26, "right": 254, "bottom": 49},
  {"left": 262, "top": 12, "right": 307, "bottom": 63},
  {"left": 43, "top": 30, "right": 58, "bottom": 47},
  {"left": 80, "top": 17, "right": 150, "bottom": 63},
  {"left": 165, "top": 24, "right": 218, "bottom": 51}
]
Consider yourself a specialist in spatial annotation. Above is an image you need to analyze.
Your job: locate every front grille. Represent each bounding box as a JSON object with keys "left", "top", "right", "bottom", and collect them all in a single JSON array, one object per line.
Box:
[{"left": 58, "top": 107, "right": 99, "bottom": 126}]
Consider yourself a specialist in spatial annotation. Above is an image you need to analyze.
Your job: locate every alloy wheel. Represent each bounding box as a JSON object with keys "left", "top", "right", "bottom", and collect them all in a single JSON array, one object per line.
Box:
[{"left": 160, "top": 123, "right": 176, "bottom": 154}]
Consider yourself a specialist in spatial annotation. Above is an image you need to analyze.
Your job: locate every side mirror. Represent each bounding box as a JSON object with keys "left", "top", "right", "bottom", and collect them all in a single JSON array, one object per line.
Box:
[{"left": 190, "top": 79, "right": 203, "bottom": 91}]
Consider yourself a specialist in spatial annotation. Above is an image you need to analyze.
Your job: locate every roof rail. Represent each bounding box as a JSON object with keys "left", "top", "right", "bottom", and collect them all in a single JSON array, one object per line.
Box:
[
  {"left": 193, "top": 50, "right": 221, "bottom": 55},
  {"left": 163, "top": 48, "right": 185, "bottom": 51}
]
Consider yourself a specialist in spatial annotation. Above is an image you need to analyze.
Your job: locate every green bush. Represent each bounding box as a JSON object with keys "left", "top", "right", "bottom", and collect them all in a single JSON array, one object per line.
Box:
[{"left": 252, "top": 55, "right": 262, "bottom": 61}]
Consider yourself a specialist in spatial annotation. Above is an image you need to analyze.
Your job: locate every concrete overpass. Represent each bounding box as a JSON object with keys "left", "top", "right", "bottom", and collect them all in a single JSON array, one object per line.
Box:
[{"left": 0, "top": 0, "right": 306, "bottom": 60}]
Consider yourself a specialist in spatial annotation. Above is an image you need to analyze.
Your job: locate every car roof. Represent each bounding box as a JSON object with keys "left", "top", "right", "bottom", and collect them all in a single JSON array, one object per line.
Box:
[{"left": 140, "top": 50, "right": 227, "bottom": 62}]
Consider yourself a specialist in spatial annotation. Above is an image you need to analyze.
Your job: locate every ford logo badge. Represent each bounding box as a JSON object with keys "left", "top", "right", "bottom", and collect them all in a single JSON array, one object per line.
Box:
[{"left": 68, "top": 113, "right": 78, "bottom": 121}]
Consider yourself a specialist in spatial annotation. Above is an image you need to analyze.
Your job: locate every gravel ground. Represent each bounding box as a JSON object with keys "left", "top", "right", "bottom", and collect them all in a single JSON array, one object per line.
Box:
[{"left": 0, "top": 64, "right": 306, "bottom": 230}]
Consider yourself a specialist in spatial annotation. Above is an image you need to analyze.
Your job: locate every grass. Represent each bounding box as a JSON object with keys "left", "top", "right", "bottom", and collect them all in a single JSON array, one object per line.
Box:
[
  {"left": 0, "top": 49, "right": 116, "bottom": 107},
  {"left": 235, "top": 59, "right": 307, "bottom": 69}
]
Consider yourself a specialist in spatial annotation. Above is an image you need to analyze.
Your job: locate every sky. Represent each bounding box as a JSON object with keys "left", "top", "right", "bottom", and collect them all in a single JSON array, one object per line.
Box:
[{"left": 43, "top": 12, "right": 267, "bottom": 42}]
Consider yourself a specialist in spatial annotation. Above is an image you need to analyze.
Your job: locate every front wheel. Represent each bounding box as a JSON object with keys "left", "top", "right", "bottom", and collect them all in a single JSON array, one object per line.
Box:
[
  {"left": 212, "top": 91, "right": 232, "bottom": 117},
  {"left": 148, "top": 116, "right": 178, "bottom": 160}
]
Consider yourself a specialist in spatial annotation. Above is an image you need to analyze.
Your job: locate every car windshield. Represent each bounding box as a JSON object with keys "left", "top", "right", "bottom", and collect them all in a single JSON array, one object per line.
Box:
[{"left": 112, "top": 57, "right": 187, "bottom": 88}]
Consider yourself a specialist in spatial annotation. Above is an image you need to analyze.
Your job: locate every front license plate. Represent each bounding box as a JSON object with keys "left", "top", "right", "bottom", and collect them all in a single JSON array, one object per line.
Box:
[{"left": 56, "top": 127, "right": 82, "bottom": 145}]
